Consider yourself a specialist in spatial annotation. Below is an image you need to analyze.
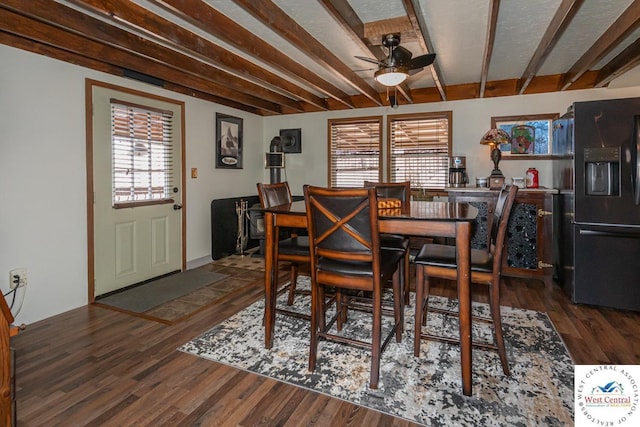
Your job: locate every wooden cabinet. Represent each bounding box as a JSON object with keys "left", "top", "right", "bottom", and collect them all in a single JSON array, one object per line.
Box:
[{"left": 446, "top": 187, "right": 557, "bottom": 286}]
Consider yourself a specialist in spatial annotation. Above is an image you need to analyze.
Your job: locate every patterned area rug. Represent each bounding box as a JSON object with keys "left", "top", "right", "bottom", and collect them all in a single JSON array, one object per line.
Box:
[{"left": 180, "top": 277, "right": 574, "bottom": 426}]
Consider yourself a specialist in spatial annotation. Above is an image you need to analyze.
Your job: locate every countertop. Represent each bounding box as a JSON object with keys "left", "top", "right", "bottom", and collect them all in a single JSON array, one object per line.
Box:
[{"left": 445, "top": 186, "right": 559, "bottom": 194}]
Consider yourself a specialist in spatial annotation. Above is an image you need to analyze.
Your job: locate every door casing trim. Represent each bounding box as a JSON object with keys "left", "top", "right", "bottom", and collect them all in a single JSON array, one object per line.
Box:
[{"left": 85, "top": 78, "right": 186, "bottom": 302}]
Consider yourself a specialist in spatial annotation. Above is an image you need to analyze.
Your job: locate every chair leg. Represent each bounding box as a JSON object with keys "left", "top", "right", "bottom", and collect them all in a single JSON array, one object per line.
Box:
[
  {"left": 287, "top": 263, "right": 298, "bottom": 306},
  {"left": 490, "top": 279, "right": 510, "bottom": 376},
  {"left": 319, "top": 286, "right": 327, "bottom": 330},
  {"left": 403, "top": 250, "right": 410, "bottom": 306},
  {"left": 392, "top": 269, "right": 403, "bottom": 342},
  {"left": 370, "top": 290, "right": 382, "bottom": 389},
  {"left": 309, "top": 279, "right": 319, "bottom": 372},
  {"left": 341, "top": 292, "right": 349, "bottom": 324},
  {"left": 414, "top": 265, "right": 425, "bottom": 357},
  {"left": 334, "top": 290, "right": 342, "bottom": 331},
  {"left": 422, "top": 274, "right": 431, "bottom": 327}
]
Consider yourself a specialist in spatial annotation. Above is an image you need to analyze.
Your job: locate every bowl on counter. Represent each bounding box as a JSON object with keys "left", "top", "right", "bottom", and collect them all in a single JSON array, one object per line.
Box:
[{"left": 512, "top": 177, "right": 525, "bottom": 187}]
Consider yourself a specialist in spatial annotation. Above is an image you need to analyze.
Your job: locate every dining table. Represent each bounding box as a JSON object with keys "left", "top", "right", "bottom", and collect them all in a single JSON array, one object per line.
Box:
[{"left": 261, "top": 199, "right": 478, "bottom": 396}]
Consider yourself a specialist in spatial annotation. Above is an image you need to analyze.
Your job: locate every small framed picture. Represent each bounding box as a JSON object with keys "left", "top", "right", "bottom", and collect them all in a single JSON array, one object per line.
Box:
[
  {"left": 510, "top": 125, "right": 535, "bottom": 154},
  {"left": 279, "top": 128, "right": 302, "bottom": 153},
  {"left": 216, "top": 113, "right": 243, "bottom": 169}
]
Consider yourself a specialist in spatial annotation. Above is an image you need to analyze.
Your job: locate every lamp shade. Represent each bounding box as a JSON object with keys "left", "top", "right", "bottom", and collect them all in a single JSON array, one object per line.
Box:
[
  {"left": 480, "top": 128, "right": 510, "bottom": 146},
  {"left": 374, "top": 67, "right": 409, "bottom": 86}
]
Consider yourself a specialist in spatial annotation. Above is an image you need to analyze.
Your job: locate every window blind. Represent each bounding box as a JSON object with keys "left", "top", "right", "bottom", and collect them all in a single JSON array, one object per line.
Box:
[
  {"left": 328, "top": 117, "right": 382, "bottom": 187},
  {"left": 111, "top": 99, "right": 174, "bottom": 206},
  {"left": 388, "top": 112, "right": 451, "bottom": 190}
]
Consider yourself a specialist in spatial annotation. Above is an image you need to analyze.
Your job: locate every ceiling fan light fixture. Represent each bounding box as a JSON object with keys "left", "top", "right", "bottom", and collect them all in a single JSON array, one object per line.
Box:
[{"left": 374, "top": 67, "right": 408, "bottom": 87}]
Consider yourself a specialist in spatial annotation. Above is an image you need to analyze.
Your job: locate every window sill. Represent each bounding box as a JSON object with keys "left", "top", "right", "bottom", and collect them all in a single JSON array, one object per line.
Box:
[
  {"left": 113, "top": 199, "right": 175, "bottom": 209},
  {"left": 501, "top": 154, "right": 572, "bottom": 160}
]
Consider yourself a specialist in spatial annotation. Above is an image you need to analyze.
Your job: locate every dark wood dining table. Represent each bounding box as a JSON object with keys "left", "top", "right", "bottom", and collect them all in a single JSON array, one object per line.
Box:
[{"left": 262, "top": 199, "right": 478, "bottom": 396}]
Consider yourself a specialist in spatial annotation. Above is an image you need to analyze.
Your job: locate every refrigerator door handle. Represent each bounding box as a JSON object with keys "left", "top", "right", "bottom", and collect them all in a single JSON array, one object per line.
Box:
[
  {"left": 635, "top": 144, "right": 640, "bottom": 205},
  {"left": 579, "top": 229, "right": 640, "bottom": 238},
  {"left": 635, "top": 116, "right": 640, "bottom": 205}
]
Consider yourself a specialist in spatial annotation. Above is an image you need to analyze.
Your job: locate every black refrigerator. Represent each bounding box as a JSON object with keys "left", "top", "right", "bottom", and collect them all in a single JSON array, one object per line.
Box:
[{"left": 554, "top": 97, "right": 640, "bottom": 312}]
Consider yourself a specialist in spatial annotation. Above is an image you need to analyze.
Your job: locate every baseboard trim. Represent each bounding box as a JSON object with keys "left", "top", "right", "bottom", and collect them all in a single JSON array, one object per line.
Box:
[{"left": 187, "top": 255, "right": 213, "bottom": 270}]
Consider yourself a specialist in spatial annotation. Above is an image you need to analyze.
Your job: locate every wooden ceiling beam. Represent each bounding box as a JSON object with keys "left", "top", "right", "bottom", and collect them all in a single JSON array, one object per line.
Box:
[
  {"left": 153, "top": 0, "right": 357, "bottom": 109},
  {"left": 364, "top": 17, "right": 415, "bottom": 46},
  {"left": 479, "top": 0, "right": 501, "bottom": 98},
  {"left": 402, "top": 0, "right": 446, "bottom": 101},
  {"left": 0, "top": 7, "right": 283, "bottom": 114},
  {"left": 517, "top": 0, "right": 583, "bottom": 94},
  {"left": 232, "top": 0, "right": 383, "bottom": 106},
  {"left": 595, "top": 37, "right": 640, "bottom": 88},
  {"left": 68, "top": 0, "right": 329, "bottom": 111},
  {"left": 560, "top": 0, "right": 640, "bottom": 90},
  {"left": 0, "top": 0, "right": 294, "bottom": 113},
  {"left": 0, "top": 31, "right": 264, "bottom": 114},
  {"left": 348, "top": 71, "right": 600, "bottom": 106}
]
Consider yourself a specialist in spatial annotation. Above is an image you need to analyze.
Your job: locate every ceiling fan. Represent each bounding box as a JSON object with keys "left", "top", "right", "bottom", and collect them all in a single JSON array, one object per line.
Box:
[{"left": 356, "top": 33, "right": 436, "bottom": 87}]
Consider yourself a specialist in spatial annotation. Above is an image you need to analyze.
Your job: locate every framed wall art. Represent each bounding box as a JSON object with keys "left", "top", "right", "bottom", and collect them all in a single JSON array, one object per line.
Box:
[
  {"left": 510, "top": 124, "right": 535, "bottom": 154},
  {"left": 216, "top": 113, "right": 243, "bottom": 169},
  {"left": 279, "top": 128, "right": 302, "bottom": 153},
  {"left": 491, "top": 113, "right": 559, "bottom": 157}
]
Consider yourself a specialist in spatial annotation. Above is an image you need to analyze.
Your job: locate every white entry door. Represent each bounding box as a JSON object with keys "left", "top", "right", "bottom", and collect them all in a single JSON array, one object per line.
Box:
[{"left": 90, "top": 83, "right": 184, "bottom": 297}]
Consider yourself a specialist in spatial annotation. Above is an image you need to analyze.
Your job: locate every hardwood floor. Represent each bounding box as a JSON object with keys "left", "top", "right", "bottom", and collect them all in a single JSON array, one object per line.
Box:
[{"left": 13, "top": 263, "right": 640, "bottom": 426}]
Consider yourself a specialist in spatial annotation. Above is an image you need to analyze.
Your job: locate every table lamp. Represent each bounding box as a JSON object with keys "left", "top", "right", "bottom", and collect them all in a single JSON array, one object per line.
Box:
[{"left": 480, "top": 128, "right": 509, "bottom": 189}]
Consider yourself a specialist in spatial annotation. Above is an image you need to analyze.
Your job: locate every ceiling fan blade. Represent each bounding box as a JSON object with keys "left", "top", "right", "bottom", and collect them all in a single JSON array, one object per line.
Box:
[
  {"left": 355, "top": 55, "right": 382, "bottom": 65},
  {"left": 408, "top": 53, "right": 436, "bottom": 70},
  {"left": 391, "top": 46, "right": 413, "bottom": 66}
]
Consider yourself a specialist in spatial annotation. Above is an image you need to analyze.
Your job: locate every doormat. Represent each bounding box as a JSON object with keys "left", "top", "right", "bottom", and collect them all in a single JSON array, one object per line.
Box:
[
  {"left": 179, "top": 277, "right": 574, "bottom": 426},
  {"left": 95, "top": 269, "right": 232, "bottom": 323}
]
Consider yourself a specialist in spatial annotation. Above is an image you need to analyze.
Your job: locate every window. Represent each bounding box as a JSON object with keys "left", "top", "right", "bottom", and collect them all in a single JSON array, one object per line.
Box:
[
  {"left": 111, "top": 99, "right": 174, "bottom": 207},
  {"left": 328, "top": 116, "right": 382, "bottom": 187},
  {"left": 388, "top": 112, "right": 452, "bottom": 190},
  {"left": 491, "top": 113, "right": 559, "bottom": 157}
]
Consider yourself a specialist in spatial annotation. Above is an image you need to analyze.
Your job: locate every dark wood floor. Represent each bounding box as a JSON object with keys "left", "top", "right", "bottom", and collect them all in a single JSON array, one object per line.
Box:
[{"left": 12, "top": 263, "right": 640, "bottom": 426}]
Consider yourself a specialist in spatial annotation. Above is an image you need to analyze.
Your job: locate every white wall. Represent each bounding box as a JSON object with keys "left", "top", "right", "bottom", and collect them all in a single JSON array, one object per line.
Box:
[
  {"left": 2, "top": 42, "right": 639, "bottom": 325},
  {"left": 0, "top": 44, "right": 263, "bottom": 324},
  {"left": 263, "top": 87, "right": 640, "bottom": 194}
]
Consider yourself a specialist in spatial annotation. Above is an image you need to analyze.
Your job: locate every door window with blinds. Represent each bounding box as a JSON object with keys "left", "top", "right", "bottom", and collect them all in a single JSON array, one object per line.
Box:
[
  {"left": 111, "top": 99, "right": 175, "bottom": 207},
  {"left": 328, "top": 116, "right": 382, "bottom": 187},
  {"left": 388, "top": 112, "right": 452, "bottom": 190}
]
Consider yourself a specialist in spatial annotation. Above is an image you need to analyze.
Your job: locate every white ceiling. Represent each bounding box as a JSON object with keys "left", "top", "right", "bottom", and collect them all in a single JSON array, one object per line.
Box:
[{"left": 188, "top": 0, "right": 640, "bottom": 94}]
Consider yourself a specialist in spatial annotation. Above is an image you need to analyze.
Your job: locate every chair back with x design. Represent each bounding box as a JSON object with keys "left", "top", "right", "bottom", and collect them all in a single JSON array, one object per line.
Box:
[
  {"left": 257, "top": 181, "right": 310, "bottom": 315},
  {"left": 304, "top": 185, "right": 404, "bottom": 389}
]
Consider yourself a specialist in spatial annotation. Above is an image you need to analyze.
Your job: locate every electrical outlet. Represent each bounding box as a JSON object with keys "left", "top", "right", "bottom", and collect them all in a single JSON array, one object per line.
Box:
[{"left": 9, "top": 268, "right": 27, "bottom": 289}]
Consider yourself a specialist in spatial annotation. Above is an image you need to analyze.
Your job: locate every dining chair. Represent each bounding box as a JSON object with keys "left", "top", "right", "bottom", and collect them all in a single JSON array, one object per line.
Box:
[
  {"left": 257, "top": 182, "right": 310, "bottom": 317},
  {"left": 304, "top": 185, "right": 404, "bottom": 389},
  {"left": 363, "top": 181, "right": 411, "bottom": 305},
  {"left": 413, "top": 184, "right": 518, "bottom": 375}
]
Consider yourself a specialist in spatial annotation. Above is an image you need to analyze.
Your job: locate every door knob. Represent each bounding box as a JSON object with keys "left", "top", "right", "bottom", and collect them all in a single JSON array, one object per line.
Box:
[{"left": 173, "top": 204, "right": 183, "bottom": 210}]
